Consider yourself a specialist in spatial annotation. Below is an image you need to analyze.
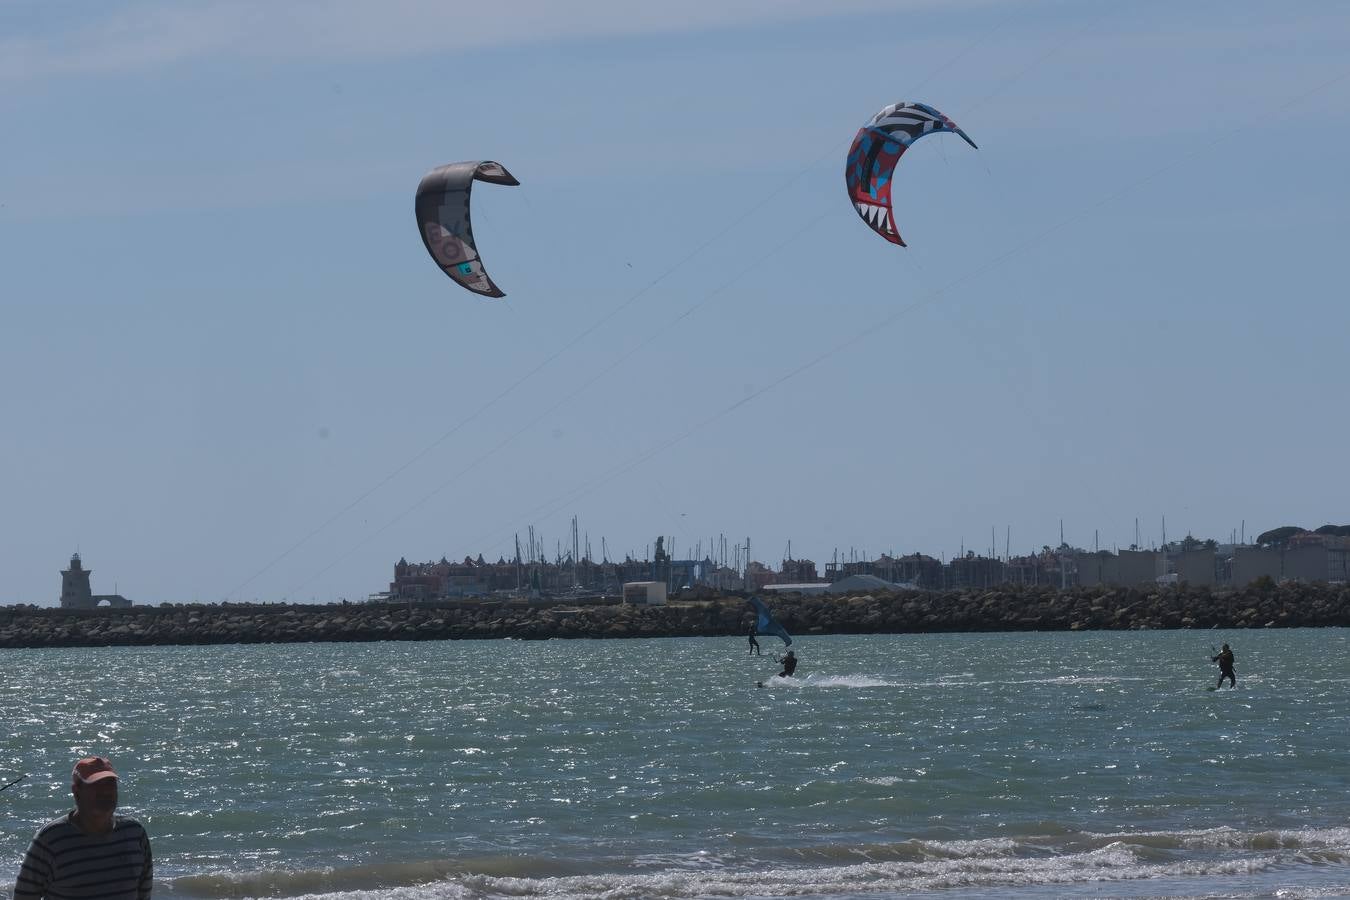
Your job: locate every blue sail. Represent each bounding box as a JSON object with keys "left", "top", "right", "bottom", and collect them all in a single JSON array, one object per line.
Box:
[{"left": 749, "top": 596, "right": 792, "bottom": 647}]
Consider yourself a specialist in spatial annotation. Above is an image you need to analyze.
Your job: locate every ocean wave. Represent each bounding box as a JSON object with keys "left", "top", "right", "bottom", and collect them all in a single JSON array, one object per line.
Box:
[
  {"left": 164, "top": 825, "right": 1350, "bottom": 899},
  {"left": 1088, "top": 825, "right": 1350, "bottom": 854}
]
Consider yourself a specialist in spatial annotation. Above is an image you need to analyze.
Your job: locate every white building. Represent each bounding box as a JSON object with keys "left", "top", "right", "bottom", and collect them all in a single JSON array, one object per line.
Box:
[{"left": 622, "top": 581, "right": 667, "bottom": 605}]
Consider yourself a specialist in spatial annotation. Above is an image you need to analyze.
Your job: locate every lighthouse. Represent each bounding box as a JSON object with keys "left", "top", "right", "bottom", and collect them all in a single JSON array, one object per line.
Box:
[
  {"left": 60, "top": 553, "right": 95, "bottom": 609},
  {"left": 58, "top": 553, "right": 132, "bottom": 608}
]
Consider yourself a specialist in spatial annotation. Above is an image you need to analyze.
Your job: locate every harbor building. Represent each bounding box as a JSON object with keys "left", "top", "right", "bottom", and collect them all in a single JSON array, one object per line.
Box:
[{"left": 60, "top": 553, "right": 131, "bottom": 609}]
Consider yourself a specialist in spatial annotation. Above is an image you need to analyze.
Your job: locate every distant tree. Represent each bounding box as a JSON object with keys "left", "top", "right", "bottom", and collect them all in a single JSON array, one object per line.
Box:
[
  {"left": 1180, "top": 534, "right": 1202, "bottom": 551},
  {"left": 1256, "top": 526, "right": 1305, "bottom": 548},
  {"left": 1203, "top": 539, "right": 1218, "bottom": 550},
  {"left": 1251, "top": 574, "right": 1277, "bottom": 592},
  {"left": 1314, "top": 524, "right": 1350, "bottom": 537}
]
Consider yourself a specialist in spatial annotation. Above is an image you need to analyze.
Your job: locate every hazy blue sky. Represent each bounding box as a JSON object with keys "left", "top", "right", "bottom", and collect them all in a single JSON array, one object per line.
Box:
[{"left": 2, "top": 1, "right": 1347, "bottom": 605}]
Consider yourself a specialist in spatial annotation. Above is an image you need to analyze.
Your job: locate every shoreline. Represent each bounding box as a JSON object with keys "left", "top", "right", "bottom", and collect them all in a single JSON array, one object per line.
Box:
[{"left": 1, "top": 582, "right": 1347, "bottom": 649}]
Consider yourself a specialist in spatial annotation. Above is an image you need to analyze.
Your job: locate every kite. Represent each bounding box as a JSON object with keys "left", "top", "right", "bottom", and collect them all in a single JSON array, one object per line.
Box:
[
  {"left": 749, "top": 596, "right": 792, "bottom": 647},
  {"left": 845, "top": 101, "right": 977, "bottom": 247},
  {"left": 415, "top": 160, "right": 519, "bottom": 298}
]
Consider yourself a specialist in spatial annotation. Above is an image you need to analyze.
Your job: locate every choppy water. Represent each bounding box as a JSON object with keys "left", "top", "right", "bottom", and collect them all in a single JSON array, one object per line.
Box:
[{"left": 2, "top": 629, "right": 1349, "bottom": 899}]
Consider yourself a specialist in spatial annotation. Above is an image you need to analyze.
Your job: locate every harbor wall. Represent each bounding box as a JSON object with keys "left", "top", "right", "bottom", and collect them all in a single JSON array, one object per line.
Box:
[{"left": 1, "top": 582, "right": 1347, "bottom": 648}]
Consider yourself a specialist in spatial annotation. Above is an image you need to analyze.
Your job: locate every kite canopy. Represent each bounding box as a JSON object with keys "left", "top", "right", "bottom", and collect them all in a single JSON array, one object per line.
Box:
[
  {"left": 749, "top": 596, "right": 792, "bottom": 647},
  {"left": 844, "top": 101, "right": 977, "bottom": 247},
  {"left": 415, "top": 160, "right": 519, "bottom": 298}
]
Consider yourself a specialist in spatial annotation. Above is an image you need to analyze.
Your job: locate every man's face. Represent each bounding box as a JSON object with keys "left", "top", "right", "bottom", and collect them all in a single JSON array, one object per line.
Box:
[{"left": 73, "top": 778, "right": 118, "bottom": 815}]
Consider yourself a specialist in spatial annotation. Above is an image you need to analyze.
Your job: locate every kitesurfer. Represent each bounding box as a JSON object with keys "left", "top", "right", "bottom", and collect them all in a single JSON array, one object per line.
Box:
[
  {"left": 748, "top": 626, "right": 761, "bottom": 656},
  {"left": 1211, "top": 643, "right": 1236, "bottom": 689},
  {"left": 776, "top": 649, "right": 798, "bottom": 678}
]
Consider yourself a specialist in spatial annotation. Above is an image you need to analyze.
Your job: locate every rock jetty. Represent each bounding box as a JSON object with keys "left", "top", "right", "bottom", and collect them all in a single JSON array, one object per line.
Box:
[{"left": 1, "top": 583, "right": 1347, "bottom": 649}]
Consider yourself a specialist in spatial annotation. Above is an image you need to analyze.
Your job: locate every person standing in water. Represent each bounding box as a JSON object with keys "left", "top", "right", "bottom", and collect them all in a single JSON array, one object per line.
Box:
[
  {"left": 747, "top": 626, "right": 761, "bottom": 656},
  {"left": 14, "top": 756, "right": 153, "bottom": 900},
  {"left": 1211, "top": 643, "right": 1236, "bottom": 689}
]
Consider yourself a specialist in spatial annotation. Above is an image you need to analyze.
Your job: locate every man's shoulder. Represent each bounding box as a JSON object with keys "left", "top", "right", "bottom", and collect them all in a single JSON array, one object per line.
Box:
[
  {"left": 33, "top": 813, "right": 76, "bottom": 839},
  {"left": 33, "top": 813, "right": 148, "bottom": 843},
  {"left": 114, "top": 815, "right": 148, "bottom": 835}
]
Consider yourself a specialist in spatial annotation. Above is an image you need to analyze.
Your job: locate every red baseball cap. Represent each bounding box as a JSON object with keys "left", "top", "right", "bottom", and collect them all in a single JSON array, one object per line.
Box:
[{"left": 72, "top": 757, "right": 118, "bottom": 786}]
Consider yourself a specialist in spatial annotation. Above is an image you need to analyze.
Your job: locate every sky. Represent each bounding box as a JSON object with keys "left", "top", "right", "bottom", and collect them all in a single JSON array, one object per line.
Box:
[{"left": 2, "top": 0, "right": 1347, "bottom": 606}]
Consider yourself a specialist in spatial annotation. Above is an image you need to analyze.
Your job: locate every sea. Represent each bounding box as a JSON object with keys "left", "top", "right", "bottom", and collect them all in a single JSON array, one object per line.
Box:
[{"left": 2, "top": 629, "right": 1348, "bottom": 899}]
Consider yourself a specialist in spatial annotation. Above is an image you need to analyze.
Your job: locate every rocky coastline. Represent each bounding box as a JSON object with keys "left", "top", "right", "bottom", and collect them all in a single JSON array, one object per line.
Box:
[{"left": 1, "top": 582, "right": 1347, "bottom": 649}]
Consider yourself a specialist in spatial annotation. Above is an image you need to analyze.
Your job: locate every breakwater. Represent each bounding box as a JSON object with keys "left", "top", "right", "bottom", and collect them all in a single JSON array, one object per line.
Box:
[{"left": 2, "top": 583, "right": 1348, "bottom": 649}]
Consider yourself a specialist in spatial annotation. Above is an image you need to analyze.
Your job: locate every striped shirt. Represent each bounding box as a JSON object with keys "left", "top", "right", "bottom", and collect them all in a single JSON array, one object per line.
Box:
[{"left": 13, "top": 813, "right": 152, "bottom": 900}]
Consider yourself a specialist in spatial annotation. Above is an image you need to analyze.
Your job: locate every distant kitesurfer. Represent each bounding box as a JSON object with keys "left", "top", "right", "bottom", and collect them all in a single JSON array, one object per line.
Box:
[
  {"left": 776, "top": 649, "right": 798, "bottom": 678},
  {"left": 1211, "top": 643, "right": 1236, "bottom": 689},
  {"left": 748, "top": 626, "right": 761, "bottom": 656}
]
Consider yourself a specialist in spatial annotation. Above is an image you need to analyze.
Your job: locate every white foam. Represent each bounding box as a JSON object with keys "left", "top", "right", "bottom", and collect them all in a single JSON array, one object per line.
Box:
[
  {"left": 758, "top": 674, "right": 898, "bottom": 689},
  {"left": 196, "top": 826, "right": 1350, "bottom": 900}
]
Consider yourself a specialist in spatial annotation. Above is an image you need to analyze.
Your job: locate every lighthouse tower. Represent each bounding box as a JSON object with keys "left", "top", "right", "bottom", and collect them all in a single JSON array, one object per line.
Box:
[{"left": 60, "top": 553, "right": 95, "bottom": 609}]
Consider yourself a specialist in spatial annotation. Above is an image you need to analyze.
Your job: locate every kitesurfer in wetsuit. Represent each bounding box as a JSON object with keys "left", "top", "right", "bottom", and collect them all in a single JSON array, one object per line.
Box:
[
  {"left": 776, "top": 649, "right": 797, "bottom": 678},
  {"left": 747, "top": 626, "right": 761, "bottom": 656},
  {"left": 1212, "top": 643, "right": 1235, "bottom": 689}
]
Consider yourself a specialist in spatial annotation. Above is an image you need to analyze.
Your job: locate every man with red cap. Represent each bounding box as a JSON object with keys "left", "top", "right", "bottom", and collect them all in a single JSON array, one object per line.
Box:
[{"left": 13, "top": 756, "right": 153, "bottom": 900}]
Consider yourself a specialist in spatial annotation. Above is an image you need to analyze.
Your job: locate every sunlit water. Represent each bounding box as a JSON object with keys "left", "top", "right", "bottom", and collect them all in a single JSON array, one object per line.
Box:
[{"left": 3, "top": 629, "right": 1349, "bottom": 899}]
